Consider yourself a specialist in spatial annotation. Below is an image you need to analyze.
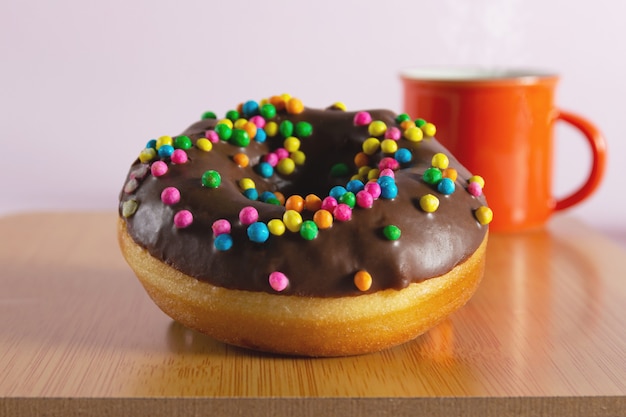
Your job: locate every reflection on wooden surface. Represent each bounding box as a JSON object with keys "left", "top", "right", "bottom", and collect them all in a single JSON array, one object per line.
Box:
[{"left": 1, "top": 212, "right": 625, "bottom": 402}]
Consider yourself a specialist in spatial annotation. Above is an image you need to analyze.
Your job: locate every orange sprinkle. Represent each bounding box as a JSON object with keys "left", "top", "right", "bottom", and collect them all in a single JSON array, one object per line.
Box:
[
  {"left": 232, "top": 153, "right": 249, "bottom": 167},
  {"left": 304, "top": 194, "right": 322, "bottom": 212},
  {"left": 442, "top": 168, "right": 458, "bottom": 181},
  {"left": 400, "top": 120, "right": 416, "bottom": 131},
  {"left": 269, "top": 95, "right": 286, "bottom": 111},
  {"left": 353, "top": 151, "right": 370, "bottom": 168},
  {"left": 313, "top": 209, "right": 333, "bottom": 229},
  {"left": 236, "top": 102, "right": 243, "bottom": 113},
  {"left": 273, "top": 191, "right": 286, "bottom": 205},
  {"left": 286, "top": 97, "right": 304, "bottom": 114},
  {"left": 354, "top": 270, "right": 372, "bottom": 292},
  {"left": 285, "top": 195, "right": 305, "bottom": 212},
  {"left": 243, "top": 121, "right": 257, "bottom": 139}
]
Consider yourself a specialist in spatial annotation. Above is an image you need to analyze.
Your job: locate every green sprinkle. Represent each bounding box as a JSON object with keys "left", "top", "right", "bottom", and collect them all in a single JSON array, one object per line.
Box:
[
  {"left": 279, "top": 120, "right": 294, "bottom": 138},
  {"left": 266, "top": 197, "right": 281, "bottom": 205},
  {"left": 295, "top": 121, "right": 313, "bottom": 138},
  {"left": 174, "top": 135, "right": 192, "bottom": 150},
  {"left": 202, "top": 170, "right": 221, "bottom": 188},
  {"left": 395, "top": 113, "right": 411, "bottom": 124},
  {"left": 122, "top": 199, "right": 138, "bottom": 218},
  {"left": 225, "top": 110, "right": 240, "bottom": 121},
  {"left": 230, "top": 129, "right": 250, "bottom": 147},
  {"left": 339, "top": 191, "right": 356, "bottom": 208},
  {"left": 215, "top": 124, "right": 233, "bottom": 141},
  {"left": 201, "top": 111, "right": 217, "bottom": 120},
  {"left": 414, "top": 118, "right": 427, "bottom": 128},
  {"left": 299, "top": 220, "right": 319, "bottom": 240},
  {"left": 260, "top": 103, "right": 277, "bottom": 119},
  {"left": 383, "top": 225, "right": 401, "bottom": 241},
  {"left": 423, "top": 167, "right": 443, "bottom": 185},
  {"left": 330, "top": 163, "right": 350, "bottom": 178}
]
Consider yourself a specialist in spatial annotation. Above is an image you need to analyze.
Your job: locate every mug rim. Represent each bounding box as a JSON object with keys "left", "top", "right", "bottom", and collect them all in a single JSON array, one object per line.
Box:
[{"left": 399, "top": 67, "right": 559, "bottom": 83}]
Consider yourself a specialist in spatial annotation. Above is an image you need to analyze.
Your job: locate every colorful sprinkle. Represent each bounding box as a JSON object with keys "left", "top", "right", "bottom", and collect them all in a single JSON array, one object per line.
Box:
[
  {"left": 354, "top": 270, "right": 372, "bottom": 292},
  {"left": 202, "top": 170, "right": 221, "bottom": 188},
  {"left": 205, "top": 130, "right": 220, "bottom": 143},
  {"left": 283, "top": 136, "right": 301, "bottom": 152},
  {"left": 422, "top": 122, "right": 437, "bottom": 136},
  {"left": 161, "top": 187, "right": 180, "bottom": 205},
  {"left": 283, "top": 210, "right": 303, "bottom": 232},
  {"left": 243, "top": 188, "right": 259, "bottom": 200},
  {"left": 239, "top": 206, "right": 259, "bottom": 225},
  {"left": 286, "top": 97, "right": 304, "bottom": 114},
  {"left": 333, "top": 204, "right": 352, "bottom": 221},
  {"left": 277, "top": 157, "right": 296, "bottom": 175},
  {"left": 267, "top": 219, "right": 286, "bottom": 236},
  {"left": 321, "top": 196, "right": 338, "bottom": 212},
  {"left": 214, "top": 233, "right": 233, "bottom": 251},
  {"left": 329, "top": 186, "right": 347, "bottom": 199},
  {"left": 330, "top": 163, "right": 350, "bottom": 177},
  {"left": 215, "top": 123, "right": 233, "bottom": 141},
  {"left": 230, "top": 129, "right": 250, "bottom": 147},
  {"left": 299, "top": 220, "right": 319, "bottom": 240},
  {"left": 211, "top": 219, "right": 231, "bottom": 236},
  {"left": 122, "top": 199, "right": 138, "bottom": 218},
  {"left": 364, "top": 181, "right": 382, "bottom": 199},
  {"left": 423, "top": 167, "right": 443, "bottom": 185},
  {"left": 353, "top": 111, "right": 372, "bottom": 126},
  {"left": 256, "top": 162, "right": 274, "bottom": 178},
  {"left": 260, "top": 103, "right": 277, "bottom": 119},
  {"left": 279, "top": 120, "right": 294, "bottom": 137},
  {"left": 469, "top": 175, "right": 485, "bottom": 188},
  {"left": 442, "top": 168, "right": 458, "bottom": 181},
  {"left": 139, "top": 148, "right": 156, "bottom": 163},
  {"left": 346, "top": 179, "right": 365, "bottom": 194},
  {"left": 124, "top": 179, "right": 139, "bottom": 194},
  {"left": 468, "top": 181, "right": 483, "bottom": 197},
  {"left": 285, "top": 195, "right": 305, "bottom": 212},
  {"left": 404, "top": 126, "right": 424, "bottom": 142},
  {"left": 313, "top": 209, "right": 333, "bottom": 229},
  {"left": 437, "top": 178, "right": 456, "bottom": 195},
  {"left": 247, "top": 222, "right": 270, "bottom": 243},
  {"left": 233, "top": 152, "right": 249, "bottom": 167},
  {"left": 381, "top": 139, "right": 398, "bottom": 154},
  {"left": 201, "top": 111, "right": 217, "bottom": 120},
  {"left": 174, "top": 135, "right": 192, "bottom": 150},
  {"left": 269, "top": 271, "right": 289, "bottom": 292},
  {"left": 171, "top": 149, "right": 188, "bottom": 164},
  {"left": 331, "top": 101, "right": 347, "bottom": 111},
  {"left": 431, "top": 153, "right": 449, "bottom": 169},
  {"left": 419, "top": 194, "right": 440, "bottom": 213},
  {"left": 356, "top": 190, "right": 374, "bottom": 208},
  {"left": 383, "top": 225, "right": 401, "bottom": 241},
  {"left": 156, "top": 135, "right": 173, "bottom": 149},
  {"left": 295, "top": 121, "right": 313, "bottom": 137},
  {"left": 173, "top": 210, "right": 193, "bottom": 228},
  {"left": 304, "top": 194, "right": 322, "bottom": 212},
  {"left": 151, "top": 161, "right": 168, "bottom": 177},
  {"left": 362, "top": 137, "right": 381, "bottom": 155},
  {"left": 368, "top": 120, "right": 387, "bottom": 137},
  {"left": 291, "top": 150, "right": 306, "bottom": 165},
  {"left": 196, "top": 138, "right": 213, "bottom": 151},
  {"left": 242, "top": 100, "right": 260, "bottom": 117},
  {"left": 339, "top": 191, "right": 356, "bottom": 208},
  {"left": 475, "top": 206, "right": 493, "bottom": 225}
]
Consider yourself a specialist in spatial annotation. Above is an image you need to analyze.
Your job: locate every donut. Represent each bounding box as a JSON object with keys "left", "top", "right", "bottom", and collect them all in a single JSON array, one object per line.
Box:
[{"left": 118, "top": 95, "right": 492, "bottom": 356}]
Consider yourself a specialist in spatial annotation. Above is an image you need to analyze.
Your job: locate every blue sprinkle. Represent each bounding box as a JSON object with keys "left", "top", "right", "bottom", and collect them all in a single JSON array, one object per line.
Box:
[
  {"left": 380, "top": 182, "right": 398, "bottom": 199},
  {"left": 346, "top": 179, "right": 365, "bottom": 194},
  {"left": 255, "top": 128, "right": 267, "bottom": 143},
  {"left": 395, "top": 148, "right": 412, "bottom": 164},
  {"left": 329, "top": 185, "right": 347, "bottom": 199},
  {"left": 242, "top": 100, "right": 260, "bottom": 117},
  {"left": 256, "top": 162, "right": 274, "bottom": 178},
  {"left": 146, "top": 139, "right": 157, "bottom": 149},
  {"left": 214, "top": 234, "right": 233, "bottom": 251},
  {"left": 157, "top": 144, "right": 174, "bottom": 159},
  {"left": 247, "top": 222, "right": 270, "bottom": 243},
  {"left": 377, "top": 175, "right": 395, "bottom": 187},
  {"left": 437, "top": 177, "right": 456, "bottom": 195},
  {"left": 243, "top": 188, "right": 259, "bottom": 201},
  {"left": 259, "top": 191, "right": 276, "bottom": 202}
]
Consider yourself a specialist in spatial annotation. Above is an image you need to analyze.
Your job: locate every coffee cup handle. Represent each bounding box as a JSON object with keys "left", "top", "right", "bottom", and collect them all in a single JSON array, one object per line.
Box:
[{"left": 553, "top": 110, "right": 607, "bottom": 211}]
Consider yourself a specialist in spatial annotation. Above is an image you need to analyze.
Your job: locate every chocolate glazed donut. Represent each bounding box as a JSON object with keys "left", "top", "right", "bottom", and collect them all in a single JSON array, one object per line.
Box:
[{"left": 118, "top": 95, "right": 492, "bottom": 356}]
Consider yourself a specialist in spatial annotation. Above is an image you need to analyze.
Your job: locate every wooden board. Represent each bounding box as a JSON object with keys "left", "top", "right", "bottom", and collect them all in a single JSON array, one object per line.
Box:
[{"left": 1, "top": 212, "right": 625, "bottom": 416}]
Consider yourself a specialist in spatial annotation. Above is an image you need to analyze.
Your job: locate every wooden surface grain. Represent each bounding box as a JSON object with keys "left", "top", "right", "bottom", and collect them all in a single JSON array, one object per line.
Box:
[{"left": 1, "top": 212, "right": 625, "bottom": 416}]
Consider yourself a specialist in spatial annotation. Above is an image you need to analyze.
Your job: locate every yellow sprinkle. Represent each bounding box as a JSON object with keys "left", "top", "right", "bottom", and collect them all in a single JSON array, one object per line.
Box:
[
  {"left": 290, "top": 150, "right": 306, "bottom": 165},
  {"left": 283, "top": 136, "right": 301, "bottom": 152},
  {"left": 367, "top": 168, "right": 380, "bottom": 180},
  {"left": 358, "top": 166, "right": 372, "bottom": 177},
  {"left": 268, "top": 219, "right": 286, "bottom": 236},
  {"left": 404, "top": 126, "right": 424, "bottom": 142},
  {"left": 216, "top": 118, "right": 233, "bottom": 129},
  {"left": 350, "top": 174, "right": 364, "bottom": 181},
  {"left": 431, "top": 153, "right": 449, "bottom": 169},
  {"left": 381, "top": 139, "right": 398, "bottom": 154},
  {"left": 156, "top": 135, "right": 173, "bottom": 150},
  {"left": 239, "top": 178, "right": 255, "bottom": 190},
  {"left": 233, "top": 118, "right": 248, "bottom": 129},
  {"left": 354, "top": 270, "right": 372, "bottom": 292},
  {"left": 362, "top": 137, "right": 381, "bottom": 155},
  {"left": 277, "top": 158, "right": 296, "bottom": 175},
  {"left": 368, "top": 120, "right": 387, "bottom": 137},
  {"left": 332, "top": 101, "right": 347, "bottom": 111},
  {"left": 265, "top": 121, "right": 278, "bottom": 137},
  {"left": 283, "top": 210, "right": 303, "bottom": 232},
  {"left": 468, "top": 175, "right": 485, "bottom": 188},
  {"left": 196, "top": 138, "right": 213, "bottom": 152},
  {"left": 139, "top": 148, "right": 156, "bottom": 163},
  {"left": 475, "top": 206, "right": 493, "bottom": 225},
  {"left": 421, "top": 122, "right": 437, "bottom": 137},
  {"left": 419, "top": 194, "right": 440, "bottom": 213},
  {"left": 259, "top": 98, "right": 269, "bottom": 106}
]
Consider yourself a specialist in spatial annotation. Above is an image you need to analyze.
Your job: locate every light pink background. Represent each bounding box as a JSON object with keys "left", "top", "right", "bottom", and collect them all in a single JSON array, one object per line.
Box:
[{"left": 2, "top": 0, "right": 624, "bottom": 240}]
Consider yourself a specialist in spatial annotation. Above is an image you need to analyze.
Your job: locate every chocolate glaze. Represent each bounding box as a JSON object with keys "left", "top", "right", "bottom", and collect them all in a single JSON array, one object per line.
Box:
[{"left": 119, "top": 106, "right": 488, "bottom": 297}]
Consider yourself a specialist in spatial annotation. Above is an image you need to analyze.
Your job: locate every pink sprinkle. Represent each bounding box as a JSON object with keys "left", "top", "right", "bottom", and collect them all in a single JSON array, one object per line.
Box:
[
  {"left": 211, "top": 219, "right": 231, "bottom": 236},
  {"left": 264, "top": 152, "right": 279, "bottom": 167},
  {"left": 239, "top": 206, "right": 259, "bottom": 225},
  {"left": 356, "top": 190, "right": 374, "bottom": 208},
  {"left": 124, "top": 179, "right": 139, "bottom": 194},
  {"left": 353, "top": 111, "right": 372, "bottom": 126},
  {"left": 384, "top": 126, "right": 401, "bottom": 141},
  {"left": 269, "top": 271, "right": 289, "bottom": 292},
  {"left": 161, "top": 187, "right": 181, "bottom": 205},
  {"left": 249, "top": 115, "right": 266, "bottom": 128},
  {"left": 275, "top": 147, "right": 289, "bottom": 160},
  {"left": 333, "top": 203, "right": 352, "bottom": 222},
  {"left": 468, "top": 182, "right": 483, "bottom": 197},
  {"left": 379, "top": 168, "right": 395, "bottom": 179},
  {"left": 321, "top": 196, "right": 338, "bottom": 212},
  {"left": 174, "top": 210, "right": 193, "bottom": 228},
  {"left": 171, "top": 149, "right": 188, "bottom": 164},
  {"left": 151, "top": 161, "right": 168, "bottom": 177},
  {"left": 130, "top": 164, "right": 149, "bottom": 180},
  {"left": 364, "top": 181, "right": 382, "bottom": 199},
  {"left": 206, "top": 130, "right": 220, "bottom": 143},
  {"left": 378, "top": 157, "right": 400, "bottom": 171}
]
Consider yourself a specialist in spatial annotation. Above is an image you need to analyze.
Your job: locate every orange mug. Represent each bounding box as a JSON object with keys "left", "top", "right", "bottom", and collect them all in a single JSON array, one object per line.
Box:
[{"left": 400, "top": 68, "right": 607, "bottom": 233}]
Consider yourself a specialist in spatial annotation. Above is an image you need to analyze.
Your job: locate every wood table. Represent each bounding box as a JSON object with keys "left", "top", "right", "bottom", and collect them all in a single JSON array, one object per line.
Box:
[{"left": 1, "top": 212, "right": 625, "bottom": 416}]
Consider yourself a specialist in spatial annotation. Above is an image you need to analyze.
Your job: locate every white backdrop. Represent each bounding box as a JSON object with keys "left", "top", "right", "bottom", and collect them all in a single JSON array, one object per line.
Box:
[{"left": 2, "top": 0, "right": 624, "bottom": 237}]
